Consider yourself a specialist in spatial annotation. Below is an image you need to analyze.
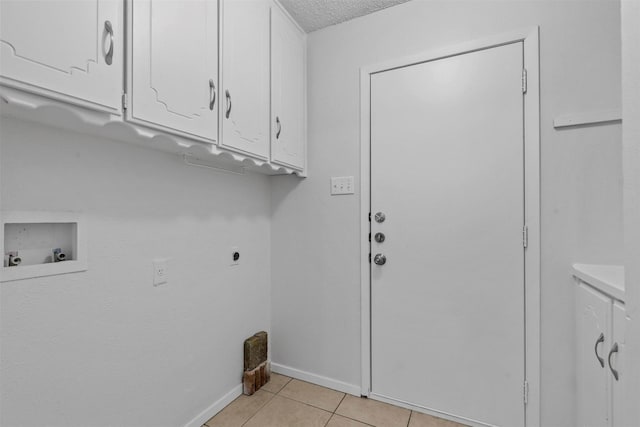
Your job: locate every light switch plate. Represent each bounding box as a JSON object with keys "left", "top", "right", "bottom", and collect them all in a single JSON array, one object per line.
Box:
[{"left": 330, "top": 176, "right": 355, "bottom": 195}]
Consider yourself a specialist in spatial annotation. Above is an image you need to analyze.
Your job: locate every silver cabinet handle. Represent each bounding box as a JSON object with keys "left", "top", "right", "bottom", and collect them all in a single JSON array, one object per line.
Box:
[
  {"left": 209, "top": 79, "right": 216, "bottom": 111},
  {"left": 104, "top": 20, "right": 114, "bottom": 65},
  {"left": 608, "top": 342, "right": 619, "bottom": 381},
  {"left": 225, "top": 90, "right": 232, "bottom": 118},
  {"left": 276, "top": 116, "right": 281, "bottom": 139},
  {"left": 595, "top": 333, "right": 605, "bottom": 368}
]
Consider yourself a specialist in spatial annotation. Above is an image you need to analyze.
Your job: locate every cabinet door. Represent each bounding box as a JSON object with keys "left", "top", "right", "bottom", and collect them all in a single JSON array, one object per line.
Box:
[
  {"left": 611, "top": 301, "right": 625, "bottom": 427},
  {"left": 130, "top": 0, "right": 218, "bottom": 141},
  {"left": 0, "top": 0, "right": 123, "bottom": 113},
  {"left": 271, "top": 4, "right": 305, "bottom": 170},
  {"left": 220, "top": 0, "right": 270, "bottom": 159},
  {"left": 576, "top": 282, "right": 612, "bottom": 427}
]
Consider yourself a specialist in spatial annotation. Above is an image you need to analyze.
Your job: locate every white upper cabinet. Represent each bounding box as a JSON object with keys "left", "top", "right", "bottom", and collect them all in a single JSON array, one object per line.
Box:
[
  {"left": 1, "top": 0, "right": 306, "bottom": 174},
  {"left": 0, "top": 0, "right": 123, "bottom": 113},
  {"left": 128, "top": 0, "right": 218, "bottom": 141},
  {"left": 270, "top": 4, "right": 306, "bottom": 171},
  {"left": 220, "top": 0, "right": 271, "bottom": 160}
]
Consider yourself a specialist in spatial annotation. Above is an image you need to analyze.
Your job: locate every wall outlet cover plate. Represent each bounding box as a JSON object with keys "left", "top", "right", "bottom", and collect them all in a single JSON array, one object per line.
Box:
[{"left": 153, "top": 259, "right": 168, "bottom": 286}]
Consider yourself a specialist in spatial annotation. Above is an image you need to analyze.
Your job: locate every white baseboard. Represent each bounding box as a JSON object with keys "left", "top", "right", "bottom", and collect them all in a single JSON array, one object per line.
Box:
[
  {"left": 271, "top": 362, "right": 361, "bottom": 396},
  {"left": 183, "top": 384, "right": 243, "bottom": 427}
]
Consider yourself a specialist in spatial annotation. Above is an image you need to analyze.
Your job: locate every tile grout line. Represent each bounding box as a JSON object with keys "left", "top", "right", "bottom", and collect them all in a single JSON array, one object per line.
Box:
[
  {"left": 239, "top": 376, "right": 293, "bottom": 427},
  {"left": 214, "top": 376, "right": 418, "bottom": 427},
  {"left": 334, "top": 393, "right": 347, "bottom": 414},
  {"left": 276, "top": 377, "right": 348, "bottom": 416},
  {"left": 206, "top": 376, "right": 288, "bottom": 427},
  {"left": 275, "top": 390, "right": 342, "bottom": 414},
  {"left": 332, "top": 395, "right": 380, "bottom": 427},
  {"left": 322, "top": 393, "right": 349, "bottom": 427},
  {"left": 238, "top": 389, "right": 276, "bottom": 427},
  {"left": 268, "top": 377, "right": 350, "bottom": 426},
  {"left": 332, "top": 412, "right": 377, "bottom": 427}
]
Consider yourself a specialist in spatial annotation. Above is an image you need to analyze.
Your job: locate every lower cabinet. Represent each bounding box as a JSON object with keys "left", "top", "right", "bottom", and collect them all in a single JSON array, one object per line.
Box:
[{"left": 576, "top": 279, "right": 625, "bottom": 427}]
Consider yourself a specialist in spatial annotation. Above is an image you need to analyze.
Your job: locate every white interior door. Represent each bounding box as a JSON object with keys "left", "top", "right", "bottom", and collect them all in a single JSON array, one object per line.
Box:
[{"left": 370, "top": 42, "right": 525, "bottom": 427}]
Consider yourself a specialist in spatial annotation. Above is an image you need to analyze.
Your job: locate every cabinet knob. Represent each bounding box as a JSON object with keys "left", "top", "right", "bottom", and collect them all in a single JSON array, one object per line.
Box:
[
  {"left": 608, "top": 342, "right": 619, "bottom": 381},
  {"left": 104, "top": 20, "right": 114, "bottom": 65},
  {"left": 209, "top": 79, "right": 216, "bottom": 111},
  {"left": 276, "top": 116, "right": 282, "bottom": 139},
  {"left": 594, "top": 332, "right": 605, "bottom": 368},
  {"left": 225, "top": 90, "right": 232, "bottom": 119}
]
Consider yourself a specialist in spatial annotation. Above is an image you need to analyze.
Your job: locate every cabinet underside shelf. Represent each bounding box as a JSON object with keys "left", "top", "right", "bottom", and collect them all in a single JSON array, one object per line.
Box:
[{"left": 0, "top": 87, "right": 307, "bottom": 178}]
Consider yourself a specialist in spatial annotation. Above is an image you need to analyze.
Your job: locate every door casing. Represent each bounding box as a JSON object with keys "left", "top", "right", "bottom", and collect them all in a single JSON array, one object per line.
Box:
[{"left": 359, "top": 27, "right": 541, "bottom": 427}]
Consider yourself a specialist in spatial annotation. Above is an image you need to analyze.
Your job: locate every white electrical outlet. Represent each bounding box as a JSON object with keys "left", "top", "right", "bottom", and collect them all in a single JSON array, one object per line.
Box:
[
  {"left": 330, "top": 176, "right": 355, "bottom": 195},
  {"left": 153, "top": 259, "right": 168, "bottom": 286},
  {"left": 231, "top": 247, "right": 240, "bottom": 266}
]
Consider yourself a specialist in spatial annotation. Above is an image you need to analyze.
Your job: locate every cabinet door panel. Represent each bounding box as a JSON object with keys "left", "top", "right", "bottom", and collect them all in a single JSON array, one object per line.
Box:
[
  {"left": 0, "top": 0, "right": 123, "bottom": 112},
  {"left": 221, "top": 0, "right": 270, "bottom": 159},
  {"left": 271, "top": 5, "right": 305, "bottom": 170},
  {"left": 576, "top": 282, "right": 612, "bottom": 427},
  {"left": 130, "top": 0, "right": 218, "bottom": 140},
  {"left": 612, "top": 301, "right": 625, "bottom": 427}
]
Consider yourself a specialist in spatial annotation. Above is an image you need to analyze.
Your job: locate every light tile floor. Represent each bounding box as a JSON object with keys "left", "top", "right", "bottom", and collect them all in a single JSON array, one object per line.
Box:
[{"left": 203, "top": 374, "right": 468, "bottom": 427}]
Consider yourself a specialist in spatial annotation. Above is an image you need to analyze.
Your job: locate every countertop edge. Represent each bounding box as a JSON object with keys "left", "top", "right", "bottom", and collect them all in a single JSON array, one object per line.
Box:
[{"left": 572, "top": 263, "right": 625, "bottom": 303}]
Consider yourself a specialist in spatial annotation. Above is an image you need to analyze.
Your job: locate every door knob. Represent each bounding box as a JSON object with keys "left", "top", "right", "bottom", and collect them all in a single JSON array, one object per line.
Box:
[
  {"left": 374, "top": 232, "right": 385, "bottom": 243},
  {"left": 373, "top": 254, "right": 386, "bottom": 265},
  {"left": 374, "top": 212, "right": 386, "bottom": 223}
]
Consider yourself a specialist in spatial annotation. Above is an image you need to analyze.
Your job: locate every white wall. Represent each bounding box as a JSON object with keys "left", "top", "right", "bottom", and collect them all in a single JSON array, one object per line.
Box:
[
  {"left": 271, "top": 1, "right": 622, "bottom": 425},
  {"left": 0, "top": 117, "right": 271, "bottom": 427},
  {"left": 622, "top": 1, "right": 640, "bottom": 425}
]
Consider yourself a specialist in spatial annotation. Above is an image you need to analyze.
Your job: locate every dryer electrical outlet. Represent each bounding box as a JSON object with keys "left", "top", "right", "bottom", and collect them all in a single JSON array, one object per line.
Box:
[{"left": 231, "top": 247, "right": 240, "bottom": 266}]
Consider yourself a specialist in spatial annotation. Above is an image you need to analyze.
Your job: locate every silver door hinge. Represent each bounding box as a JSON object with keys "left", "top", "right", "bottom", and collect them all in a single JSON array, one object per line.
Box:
[
  {"left": 522, "top": 69, "right": 528, "bottom": 94},
  {"left": 523, "top": 226, "right": 529, "bottom": 249},
  {"left": 122, "top": 93, "right": 128, "bottom": 110},
  {"left": 523, "top": 380, "right": 529, "bottom": 404}
]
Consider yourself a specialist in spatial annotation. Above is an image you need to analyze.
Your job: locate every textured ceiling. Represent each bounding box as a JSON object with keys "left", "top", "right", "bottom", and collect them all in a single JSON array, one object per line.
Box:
[{"left": 278, "top": 0, "right": 413, "bottom": 33}]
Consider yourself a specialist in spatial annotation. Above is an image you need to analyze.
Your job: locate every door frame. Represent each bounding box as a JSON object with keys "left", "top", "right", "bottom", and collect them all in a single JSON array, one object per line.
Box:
[{"left": 359, "top": 27, "right": 541, "bottom": 427}]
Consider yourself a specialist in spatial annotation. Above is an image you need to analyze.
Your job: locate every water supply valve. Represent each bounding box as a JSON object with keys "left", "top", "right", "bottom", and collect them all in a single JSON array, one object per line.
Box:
[{"left": 7, "top": 251, "right": 22, "bottom": 267}]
